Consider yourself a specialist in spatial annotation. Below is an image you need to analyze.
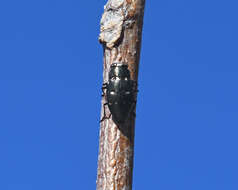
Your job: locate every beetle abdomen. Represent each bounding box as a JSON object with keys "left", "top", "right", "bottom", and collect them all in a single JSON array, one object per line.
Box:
[{"left": 106, "top": 79, "right": 135, "bottom": 124}]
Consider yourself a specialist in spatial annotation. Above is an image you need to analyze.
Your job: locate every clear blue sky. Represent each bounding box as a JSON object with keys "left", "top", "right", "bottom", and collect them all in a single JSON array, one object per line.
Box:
[{"left": 0, "top": 0, "right": 238, "bottom": 189}]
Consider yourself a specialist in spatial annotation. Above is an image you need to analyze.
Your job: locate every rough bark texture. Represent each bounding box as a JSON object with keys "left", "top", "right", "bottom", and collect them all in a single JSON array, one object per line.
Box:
[{"left": 97, "top": 0, "right": 145, "bottom": 190}]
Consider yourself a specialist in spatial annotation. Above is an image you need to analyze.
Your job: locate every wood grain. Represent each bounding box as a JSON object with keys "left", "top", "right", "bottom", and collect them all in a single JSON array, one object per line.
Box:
[{"left": 97, "top": 0, "right": 145, "bottom": 189}]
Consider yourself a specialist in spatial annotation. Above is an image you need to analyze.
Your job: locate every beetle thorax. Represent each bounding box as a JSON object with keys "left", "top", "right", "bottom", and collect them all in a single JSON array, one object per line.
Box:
[{"left": 109, "top": 63, "right": 131, "bottom": 80}]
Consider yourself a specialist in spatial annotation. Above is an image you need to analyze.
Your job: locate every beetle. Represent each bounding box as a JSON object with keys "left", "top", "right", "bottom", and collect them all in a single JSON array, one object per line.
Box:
[{"left": 100, "top": 63, "right": 138, "bottom": 124}]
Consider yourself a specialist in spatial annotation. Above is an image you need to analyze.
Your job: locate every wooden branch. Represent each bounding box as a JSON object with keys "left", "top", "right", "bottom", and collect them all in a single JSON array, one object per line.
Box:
[{"left": 97, "top": 0, "right": 145, "bottom": 189}]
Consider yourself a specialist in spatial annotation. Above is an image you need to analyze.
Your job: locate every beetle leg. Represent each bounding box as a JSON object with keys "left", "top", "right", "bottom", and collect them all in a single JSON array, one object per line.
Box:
[
  {"left": 101, "top": 89, "right": 106, "bottom": 97},
  {"left": 133, "top": 81, "right": 139, "bottom": 93},
  {"left": 102, "top": 82, "right": 107, "bottom": 88},
  {"left": 101, "top": 83, "right": 108, "bottom": 97},
  {"left": 131, "top": 101, "right": 137, "bottom": 118},
  {"left": 100, "top": 103, "right": 111, "bottom": 123}
]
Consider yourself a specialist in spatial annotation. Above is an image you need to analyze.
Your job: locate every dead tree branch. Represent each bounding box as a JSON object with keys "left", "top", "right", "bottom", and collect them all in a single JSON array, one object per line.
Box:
[{"left": 97, "top": 0, "right": 145, "bottom": 189}]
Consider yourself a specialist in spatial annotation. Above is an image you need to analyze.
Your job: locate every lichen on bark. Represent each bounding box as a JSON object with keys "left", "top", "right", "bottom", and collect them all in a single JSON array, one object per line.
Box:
[{"left": 99, "top": 0, "right": 137, "bottom": 49}]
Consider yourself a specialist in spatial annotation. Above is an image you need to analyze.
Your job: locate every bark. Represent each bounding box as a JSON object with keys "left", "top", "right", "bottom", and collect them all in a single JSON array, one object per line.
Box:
[{"left": 96, "top": 0, "right": 145, "bottom": 190}]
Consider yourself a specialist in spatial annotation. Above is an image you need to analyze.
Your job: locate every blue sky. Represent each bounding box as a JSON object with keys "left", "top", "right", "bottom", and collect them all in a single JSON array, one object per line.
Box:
[{"left": 0, "top": 0, "right": 238, "bottom": 189}]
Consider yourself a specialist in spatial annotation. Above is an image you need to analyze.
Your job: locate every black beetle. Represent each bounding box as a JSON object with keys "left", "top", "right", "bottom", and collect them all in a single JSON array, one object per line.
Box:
[{"left": 101, "top": 63, "right": 138, "bottom": 124}]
